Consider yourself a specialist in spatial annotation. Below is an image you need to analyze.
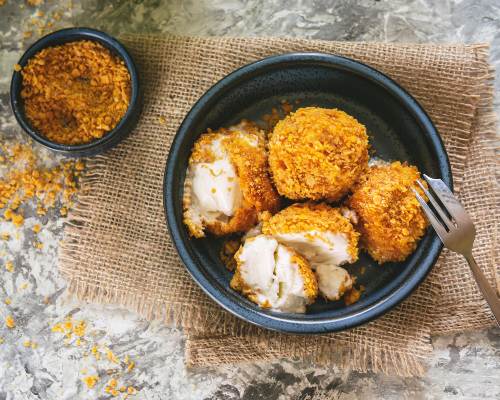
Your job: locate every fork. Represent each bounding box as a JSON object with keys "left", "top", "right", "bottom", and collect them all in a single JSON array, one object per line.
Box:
[{"left": 412, "top": 174, "right": 500, "bottom": 326}]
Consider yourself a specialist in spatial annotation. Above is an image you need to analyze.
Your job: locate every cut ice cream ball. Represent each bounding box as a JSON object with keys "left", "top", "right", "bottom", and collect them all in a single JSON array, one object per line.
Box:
[
  {"left": 315, "top": 264, "right": 353, "bottom": 301},
  {"left": 183, "top": 122, "right": 280, "bottom": 238},
  {"left": 230, "top": 235, "right": 318, "bottom": 313},
  {"left": 262, "top": 202, "right": 359, "bottom": 300}
]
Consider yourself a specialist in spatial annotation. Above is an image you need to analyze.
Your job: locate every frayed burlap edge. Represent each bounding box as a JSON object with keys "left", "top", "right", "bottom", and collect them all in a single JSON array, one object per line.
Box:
[{"left": 184, "top": 332, "right": 427, "bottom": 377}]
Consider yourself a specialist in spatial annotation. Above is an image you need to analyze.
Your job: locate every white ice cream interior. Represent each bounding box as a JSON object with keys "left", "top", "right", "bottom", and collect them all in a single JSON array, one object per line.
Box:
[
  {"left": 315, "top": 264, "right": 353, "bottom": 301},
  {"left": 272, "top": 231, "right": 354, "bottom": 266},
  {"left": 236, "top": 235, "right": 311, "bottom": 313},
  {"left": 271, "top": 230, "right": 355, "bottom": 301},
  {"left": 186, "top": 138, "right": 243, "bottom": 226}
]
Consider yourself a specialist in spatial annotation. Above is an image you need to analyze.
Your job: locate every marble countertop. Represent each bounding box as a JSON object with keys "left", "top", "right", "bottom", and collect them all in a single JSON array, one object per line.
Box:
[{"left": 0, "top": 1, "right": 499, "bottom": 399}]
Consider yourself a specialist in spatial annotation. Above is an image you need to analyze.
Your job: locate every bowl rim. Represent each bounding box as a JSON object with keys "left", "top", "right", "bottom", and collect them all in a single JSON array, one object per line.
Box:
[
  {"left": 9, "top": 27, "right": 140, "bottom": 154},
  {"left": 164, "top": 52, "right": 452, "bottom": 334}
]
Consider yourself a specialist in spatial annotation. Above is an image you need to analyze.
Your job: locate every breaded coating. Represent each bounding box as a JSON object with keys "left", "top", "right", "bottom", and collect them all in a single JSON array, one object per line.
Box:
[
  {"left": 231, "top": 235, "right": 318, "bottom": 313},
  {"left": 347, "top": 161, "right": 429, "bottom": 264},
  {"left": 262, "top": 202, "right": 360, "bottom": 263},
  {"left": 183, "top": 121, "right": 280, "bottom": 238},
  {"left": 268, "top": 107, "right": 369, "bottom": 201}
]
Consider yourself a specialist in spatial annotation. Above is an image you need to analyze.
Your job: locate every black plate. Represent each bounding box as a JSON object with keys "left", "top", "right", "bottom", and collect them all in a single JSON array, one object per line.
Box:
[{"left": 164, "top": 53, "right": 452, "bottom": 334}]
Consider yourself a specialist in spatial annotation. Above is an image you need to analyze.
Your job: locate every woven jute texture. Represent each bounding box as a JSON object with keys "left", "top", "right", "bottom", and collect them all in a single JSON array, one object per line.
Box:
[{"left": 59, "top": 35, "right": 499, "bottom": 378}]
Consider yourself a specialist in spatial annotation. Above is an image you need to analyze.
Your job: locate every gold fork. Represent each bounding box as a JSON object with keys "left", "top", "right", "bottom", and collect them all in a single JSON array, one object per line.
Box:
[{"left": 413, "top": 175, "right": 500, "bottom": 326}]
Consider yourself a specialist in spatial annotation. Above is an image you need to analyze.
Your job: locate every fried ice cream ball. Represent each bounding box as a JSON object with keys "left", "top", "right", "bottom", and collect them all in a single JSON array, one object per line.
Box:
[
  {"left": 183, "top": 121, "right": 280, "bottom": 238},
  {"left": 347, "top": 161, "right": 429, "bottom": 264},
  {"left": 230, "top": 235, "right": 318, "bottom": 313},
  {"left": 268, "top": 107, "right": 369, "bottom": 201},
  {"left": 262, "top": 202, "right": 359, "bottom": 300}
]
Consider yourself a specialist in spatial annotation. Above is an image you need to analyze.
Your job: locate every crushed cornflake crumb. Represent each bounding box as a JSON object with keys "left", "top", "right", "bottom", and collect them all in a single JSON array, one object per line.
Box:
[
  {"left": 105, "top": 347, "right": 120, "bottom": 364},
  {"left": 5, "top": 315, "right": 15, "bottom": 329},
  {"left": 158, "top": 116, "right": 167, "bottom": 125},
  {"left": 0, "top": 142, "right": 81, "bottom": 227},
  {"left": 126, "top": 360, "right": 135, "bottom": 372},
  {"left": 4, "top": 297, "right": 12, "bottom": 305},
  {"left": 82, "top": 375, "right": 99, "bottom": 389},
  {"left": 1, "top": 232, "right": 9, "bottom": 240},
  {"left": 14, "top": 64, "right": 22, "bottom": 72},
  {"left": 34, "top": 241, "right": 43, "bottom": 249},
  {"left": 23, "top": 339, "right": 32, "bottom": 347},
  {"left": 5, "top": 261, "right": 14, "bottom": 272},
  {"left": 21, "top": 41, "right": 131, "bottom": 145},
  {"left": 32, "top": 223, "right": 41, "bottom": 233},
  {"left": 26, "top": 0, "right": 44, "bottom": 5},
  {"left": 19, "top": 282, "right": 28, "bottom": 290}
]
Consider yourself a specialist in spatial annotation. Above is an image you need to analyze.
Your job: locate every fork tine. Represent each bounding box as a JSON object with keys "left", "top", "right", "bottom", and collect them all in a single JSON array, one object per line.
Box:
[
  {"left": 412, "top": 188, "right": 447, "bottom": 241},
  {"left": 416, "top": 179, "right": 454, "bottom": 230},
  {"left": 422, "top": 174, "right": 473, "bottom": 225}
]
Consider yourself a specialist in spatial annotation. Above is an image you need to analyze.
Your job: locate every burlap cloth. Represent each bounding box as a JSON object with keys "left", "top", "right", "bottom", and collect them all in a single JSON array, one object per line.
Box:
[{"left": 59, "top": 35, "right": 499, "bottom": 377}]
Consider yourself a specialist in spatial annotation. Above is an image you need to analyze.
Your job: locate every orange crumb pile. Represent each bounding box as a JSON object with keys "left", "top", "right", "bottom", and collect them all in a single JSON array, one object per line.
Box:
[
  {"left": 20, "top": 40, "right": 131, "bottom": 145},
  {"left": 0, "top": 142, "right": 81, "bottom": 226}
]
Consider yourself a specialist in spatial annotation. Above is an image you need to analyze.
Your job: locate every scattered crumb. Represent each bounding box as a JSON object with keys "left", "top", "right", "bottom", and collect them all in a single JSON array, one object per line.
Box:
[
  {"left": 19, "top": 282, "right": 28, "bottom": 290},
  {"left": 344, "top": 285, "right": 365, "bottom": 306},
  {"left": 4, "top": 297, "right": 12, "bottom": 305},
  {"left": 23, "top": 339, "right": 32, "bottom": 347},
  {"left": 220, "top": 238, "right": 241, "bottom": 271},
  {"left": 14, "top": 64, "right": 22, "bottom": 72},
  {"left": 23, "top": 31, "right": 33, "bottom": 39},
  {"left": 0, "top": 337, "right": 4, "bottom": 344},
  {"left": 5, "top": 261, "right": 14, "bottom": 272},
  {"left": 127, "top": 386, "right": 136, "bottom": 395},
  {"left": 5, "top": 315, "right": 15, "bottom": 329},
  {"left": 0, "top": 232, "right": 8, "bottom": 240},
  {"left": 82, "top": 375, "right": 99, "bottom": 389},
  {"left": 105, "top": 348, "right": 120, "bottom": 364},
  {"left": 158, "top": 116, "right": 167, "bottom": 125},
  {"left": 34, "top": 241, "right": 43, "bottom": 249},
  {"left": 32, "top": 224, "right": 41, "bottom": 233}
]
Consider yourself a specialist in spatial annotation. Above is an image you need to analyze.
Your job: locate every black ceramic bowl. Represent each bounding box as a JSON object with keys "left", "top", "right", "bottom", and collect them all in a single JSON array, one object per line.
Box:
[
  {"left": 10, "top": 27, "right": 141, "bottom": 157},
  {"left": 164, "top": 53, "right": 452, "bottom": 334}
]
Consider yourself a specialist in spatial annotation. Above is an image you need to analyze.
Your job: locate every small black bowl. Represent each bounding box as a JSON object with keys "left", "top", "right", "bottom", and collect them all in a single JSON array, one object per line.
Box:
[
  {"left": 164, "top": 53, "right": 452, "bottom": 334},
  {"left": 10, "top": 27, "right": 141, "bottom": 157}
]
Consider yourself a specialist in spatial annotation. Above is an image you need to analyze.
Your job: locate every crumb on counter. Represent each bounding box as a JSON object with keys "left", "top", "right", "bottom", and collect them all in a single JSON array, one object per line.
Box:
[
  {"left": 0, "top": 142, "right": 80, "bottom": 227},
  {"left": 82, "top": 375, "right": 99, "bottom": 389},
  {"left": 5, "top": 315, "right": 15, "bottom": 329},
  {"left": 5, "top": 261, "right": 14, "bottom": 272}
]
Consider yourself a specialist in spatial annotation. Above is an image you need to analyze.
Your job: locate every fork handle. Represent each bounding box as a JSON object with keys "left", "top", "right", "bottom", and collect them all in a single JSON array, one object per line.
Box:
[{"left": 464, "top": 253, "right": 500, "bottom": 326}]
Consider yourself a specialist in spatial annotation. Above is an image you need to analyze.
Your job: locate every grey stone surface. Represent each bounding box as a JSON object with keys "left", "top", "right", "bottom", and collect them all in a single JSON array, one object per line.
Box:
[{"left": 0, "top": 1, "right": 499, "bottom": 399}]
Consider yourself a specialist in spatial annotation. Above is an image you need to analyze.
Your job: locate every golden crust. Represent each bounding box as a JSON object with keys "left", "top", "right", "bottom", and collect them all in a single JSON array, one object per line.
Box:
[
  {"left": 183, "top": 123, "right": 280, "bottom": 237},
  {"left": 268, "top": 107, "right": 369, "bottom": 201},
  {"left": 346, "top": 161, "right": 429, "bottom": 264},
  {"left": 290, "top": 249, "right": 318, "bottom": 302},
  {"left": 262, "top": 202, "right": 360, "bottom": 262}
]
